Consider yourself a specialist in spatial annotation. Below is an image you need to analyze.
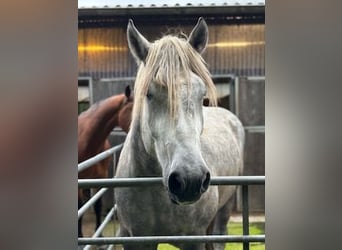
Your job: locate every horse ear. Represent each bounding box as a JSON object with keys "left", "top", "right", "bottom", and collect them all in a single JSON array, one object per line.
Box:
[
  {"left": 125, "top": 85, "right": 131, "bottom": 98},
  {"left": 127, "top": 19, "right": 151, "bottom": 64},
  {"left": 188, "top": 17, "right": 209, "bottom": 54}
]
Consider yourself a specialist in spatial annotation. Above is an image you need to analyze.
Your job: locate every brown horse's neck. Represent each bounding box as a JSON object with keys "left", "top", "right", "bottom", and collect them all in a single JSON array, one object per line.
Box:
[
  {"left": 78, "top": 94, "right": 126, "bottom": 161},
  {"left": 118, "top": 102, "right": 133, "bottom": 133},
  {"left": 98, "top": 95, "right": 126, "bottom": 133}
]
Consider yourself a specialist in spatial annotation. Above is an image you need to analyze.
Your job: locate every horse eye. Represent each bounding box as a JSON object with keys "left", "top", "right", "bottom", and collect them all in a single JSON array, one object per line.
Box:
[{"left": 146, "top": 92, "right": 153, "bottom": 100}]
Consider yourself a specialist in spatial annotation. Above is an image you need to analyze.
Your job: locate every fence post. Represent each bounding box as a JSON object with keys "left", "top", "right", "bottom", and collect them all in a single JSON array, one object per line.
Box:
[{"left": 242, "top": 184, "right": 249, "bottom": 250}]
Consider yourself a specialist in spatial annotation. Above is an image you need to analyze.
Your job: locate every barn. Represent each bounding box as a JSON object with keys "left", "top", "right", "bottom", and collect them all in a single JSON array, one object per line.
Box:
[{"left": 78, "top": 1, "right": 265, "bottom": 247}]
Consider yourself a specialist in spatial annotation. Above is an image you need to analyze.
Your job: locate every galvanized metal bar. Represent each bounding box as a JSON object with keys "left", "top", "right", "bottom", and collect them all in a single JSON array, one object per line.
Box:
[
  {"left": 78, "top": 187, "right": 108, "bottom": 219},
  {"left": 93, "top": 207, "right": 115, "bottom": 238},
  {"left": 78, "top": 176, "right": 265, "bottom": 188},
  {"left": 88, "top": 77, "right": 94, "bottom": 105},
  {"left": 78, "top": 235, "right": 265, "bottom": 245},
  {"left": 78, "top": 144, "right": 123, "bottom": 173},
  {"left": 229, "top": 76, "right": 236, "bottom": 114},
  {"left": 235, "top": 77, "right": 240, "bottom": 117},
  {"left": 101, "top": 77, "right": 135, "bottom": 82},
  {"left": 83, "top": 207, "right": 115, "bottom": 250},
  {"left": 247, "top": 76, "right": 265, "bottom": 81},
  {"left": 79, "top": 177, "right": 163, "bottom": 188},
  {"left": 107, "top": 245, "right": 114, "bottom": 250},
  {"left": 211, "top": 176, "right": 264, "bottom": 185},
  {"left": 244, "top": 125, "right": 265, "bottom": 133},
  {"left": 242, "top": 184, "right": 250, "bottom": 250}
]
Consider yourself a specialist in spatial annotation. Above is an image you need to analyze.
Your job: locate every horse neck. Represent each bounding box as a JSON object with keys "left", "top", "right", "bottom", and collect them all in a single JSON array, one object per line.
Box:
[
  {"left": 118, "top": 102, "right": 133, "bottom": 133},
  {"left": 80, "top": 96, "right": 124, "bottom": 151},
  {"left": 98, "top": 95, "right": 126, "bottom": 129}
]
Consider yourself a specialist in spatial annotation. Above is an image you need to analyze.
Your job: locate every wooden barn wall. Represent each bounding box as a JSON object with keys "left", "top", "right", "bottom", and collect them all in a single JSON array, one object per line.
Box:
[
  {"left": 237, "top": 77, "right": 265, "bottom": 126},
  {"left": 78, "top": 23, "right": 264, "bottom": 78},
  {"left": 91, "top": 78, "right": 135, "bottom": 103}
]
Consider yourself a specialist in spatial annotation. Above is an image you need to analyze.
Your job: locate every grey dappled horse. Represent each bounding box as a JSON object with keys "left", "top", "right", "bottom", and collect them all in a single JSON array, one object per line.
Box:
[{"left": 115, "top": 18, "right": 245, "bottom": 250}]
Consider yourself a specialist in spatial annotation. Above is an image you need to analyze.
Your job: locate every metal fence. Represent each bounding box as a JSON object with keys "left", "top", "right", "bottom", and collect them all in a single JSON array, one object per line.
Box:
[{"left": 78, "top": 144, "right": 265, "bottom": 250}]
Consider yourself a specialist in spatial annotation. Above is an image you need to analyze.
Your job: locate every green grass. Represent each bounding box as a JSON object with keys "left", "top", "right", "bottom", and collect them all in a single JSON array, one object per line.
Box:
[
  {"left": 103, "top": 221, "right": 265, "bottom": 250},
  {"left": 224, "top": 222, "right": 265, "bottom": 250},
  {"left": 157, "top": 222, "right": 265, "bottom": 250}
]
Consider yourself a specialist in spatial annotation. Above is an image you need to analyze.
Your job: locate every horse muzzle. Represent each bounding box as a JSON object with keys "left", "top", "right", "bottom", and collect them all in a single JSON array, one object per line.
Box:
[{"left": 167, "top": 169, "right": 211, "bottom": 205}]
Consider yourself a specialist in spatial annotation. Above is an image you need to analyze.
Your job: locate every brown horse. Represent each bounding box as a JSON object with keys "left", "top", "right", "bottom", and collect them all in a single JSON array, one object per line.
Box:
[{"left": 78, "top": 86, "right": 133, "bottom": 237}]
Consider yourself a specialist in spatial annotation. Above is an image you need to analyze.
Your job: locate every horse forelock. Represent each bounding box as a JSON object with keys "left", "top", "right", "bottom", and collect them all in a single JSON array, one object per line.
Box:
[{"left": 131, "top": 35, "right": 217, "bottom": 127}]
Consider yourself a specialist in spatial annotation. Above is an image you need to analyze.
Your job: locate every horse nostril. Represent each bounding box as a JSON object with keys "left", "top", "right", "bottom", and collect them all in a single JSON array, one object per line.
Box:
[
  {"left": 201, "top": 171, "right": 211, "bottom": 193},
  {"left": 168, "top": 172, "right": 185, "bottom": 196}
]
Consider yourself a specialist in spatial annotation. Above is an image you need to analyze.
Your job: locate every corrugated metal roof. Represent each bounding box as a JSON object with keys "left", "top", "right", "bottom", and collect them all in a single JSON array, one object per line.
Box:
[{"left": 78, "top": 0, "right": 265, "bottom": 9}]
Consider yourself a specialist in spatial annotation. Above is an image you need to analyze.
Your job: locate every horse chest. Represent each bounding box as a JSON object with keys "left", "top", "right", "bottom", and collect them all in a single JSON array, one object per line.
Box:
[{"left": 116, "top": 185, "right": 218, "bottom": 235}]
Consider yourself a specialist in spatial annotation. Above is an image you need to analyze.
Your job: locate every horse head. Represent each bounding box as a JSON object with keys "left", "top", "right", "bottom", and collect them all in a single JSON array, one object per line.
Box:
[{"left": 127, "top": 18, "right": 217, "bottom": 205}]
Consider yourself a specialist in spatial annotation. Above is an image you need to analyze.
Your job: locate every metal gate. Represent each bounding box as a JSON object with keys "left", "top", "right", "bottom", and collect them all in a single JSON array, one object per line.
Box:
[{"left": 78, "top": 144, "right": 265, "bottom": 250}]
